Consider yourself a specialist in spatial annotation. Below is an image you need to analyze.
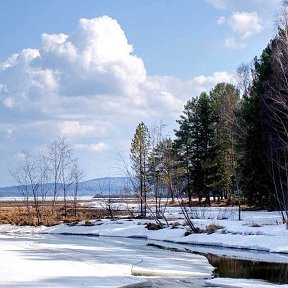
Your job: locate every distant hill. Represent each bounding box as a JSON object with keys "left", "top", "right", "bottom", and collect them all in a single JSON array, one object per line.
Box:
[
  {"left": 79, "top": 177, "right": 133, "bottom": 197},
  {"left": 0, "top": 177, "right": 134, "bottom": 198}
]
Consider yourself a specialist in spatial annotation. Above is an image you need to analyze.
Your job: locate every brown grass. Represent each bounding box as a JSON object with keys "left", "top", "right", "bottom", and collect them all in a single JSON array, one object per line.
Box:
[
  {"left": 205, "top": 223, "right": 225, "bottom": 234},
  {"left": 0, "top": 200, "right": 127, "bottom": 226}
]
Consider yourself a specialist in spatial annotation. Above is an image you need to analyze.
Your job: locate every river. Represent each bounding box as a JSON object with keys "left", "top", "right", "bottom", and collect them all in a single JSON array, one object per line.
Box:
[
  {"left": 0, "top": 234, "right": 286, "bottom": 287},
  {"left": 0, "top": 234, "right": 213, "bottom": 287}
]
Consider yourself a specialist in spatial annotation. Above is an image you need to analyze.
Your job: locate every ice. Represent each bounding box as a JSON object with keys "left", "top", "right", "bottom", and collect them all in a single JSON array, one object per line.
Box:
[
  {"left": 0, "top": 234, "right": 213, "bottom": 287},
  {"left": 206, "top": 278, "right": 288, "bottom": 287},
  {"left": 131, "top": 252, "right": 213, "bottom": 277}
]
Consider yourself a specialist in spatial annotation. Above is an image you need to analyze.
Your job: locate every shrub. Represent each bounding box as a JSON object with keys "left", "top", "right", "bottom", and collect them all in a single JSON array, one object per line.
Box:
[{"left": 205, "top": 223, "right": 225, "bottom": 234}]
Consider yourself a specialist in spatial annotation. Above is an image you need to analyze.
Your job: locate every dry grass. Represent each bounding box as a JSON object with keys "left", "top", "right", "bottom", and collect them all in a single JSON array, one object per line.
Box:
[
  {"left": 205, "top": 223, "right": 225, "bottom": 234},
  {"left": 0, "top": 200, "right": 125, "bottom": 226}
]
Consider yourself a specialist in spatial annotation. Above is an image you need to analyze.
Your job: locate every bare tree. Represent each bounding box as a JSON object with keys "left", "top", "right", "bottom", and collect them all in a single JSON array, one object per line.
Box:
[
  {"left": 46, "top": 137, "right": 77, "bottom": 218},
  {"left": 59, "top": 139, "right": 75, "bottom": 219},
  {"left": 261, "top": 0, "right": 288, "bottom": 226},
  {"left": 149, "top": 122, "right": 166, "bottom": 218},
  {"left": 11, "top": 152, "right": 43, "bottom": 225},
  {"left": 117, "top": 150, "right": 168, "bottom": 227},
  {"left": 71, "top": 162, "right": 85, "bottom": 217},
  {"left": 236, "top": 63, "right": 253, "bottom": 97},
  {"left": 47, "top": 139, "right": 63, "bottom": 214}
]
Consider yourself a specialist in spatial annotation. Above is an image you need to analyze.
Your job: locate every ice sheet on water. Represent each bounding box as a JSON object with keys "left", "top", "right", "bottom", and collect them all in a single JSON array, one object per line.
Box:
[
  {"left": 206, "top": 278, "right": 288, "bottom": 288},
  {"left": 120, "top": 278, "right": 211, "bottom": 288},
  {"left": 131, "top": 248, "right": 213, "bottom": 277}
]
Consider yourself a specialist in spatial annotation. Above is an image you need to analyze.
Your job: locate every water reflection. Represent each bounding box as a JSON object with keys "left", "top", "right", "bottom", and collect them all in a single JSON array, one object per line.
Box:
[{"left": 207, "top": 254, "right": 288, "bottom": 284}]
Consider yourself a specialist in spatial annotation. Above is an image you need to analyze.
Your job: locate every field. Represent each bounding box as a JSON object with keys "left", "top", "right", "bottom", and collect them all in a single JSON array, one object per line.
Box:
[{"left": 0, "top": 199, "right": 114, "bottom": 226}]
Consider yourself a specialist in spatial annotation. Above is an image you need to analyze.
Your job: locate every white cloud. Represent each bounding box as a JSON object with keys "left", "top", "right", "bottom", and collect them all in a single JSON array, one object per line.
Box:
[
  {"left": 75, "top": 143, "right": 109, "bottom": 152},
  {"left": 39, "top": 16, "right": 146, "bottom": 100},
  {"left": 229, "top": 11, "right": 262, "bottom": 39},
  {"left": 208, "top": 0, "right": 228, "bottom": 9},
  {"left": 0, "top": 16, "right": 147, "bottom": 118},
  {"left": 217, "top": 16, "right": 226, "bottom": 25},
  {"left": 208, "top": 0, "right": 281, "bottom": 49},
  {"left": 145, "top": 71, "right": 234, "bottom": 115},
  {"left": 189, "top": 72, "right": 235, "bottom": 95},
  {"left": 190, "top": 71, "right": 234, "bottom": 88},
  {"left": 0, "top": 15, "right": 236, "bottom": 184},
  {"left": 219, "top": 11, "right": 263, "bottom": 49},
  {"left": 0, "top": 16, "right": 234, "bottom": 124},
  {"left": 58, "top": 121, "right": 109, "bottom": 138},
  {"left": 3, "top": 97, "right": 16, "bottom": 108},
  {"left": 224, "top": 37, "right": 246, "bottom": 49}
]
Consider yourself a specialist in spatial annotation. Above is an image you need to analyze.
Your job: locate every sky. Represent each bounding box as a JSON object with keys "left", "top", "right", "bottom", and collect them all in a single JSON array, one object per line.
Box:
[{"left": 0, "top": 0, "right": 283, "bottom": 186}]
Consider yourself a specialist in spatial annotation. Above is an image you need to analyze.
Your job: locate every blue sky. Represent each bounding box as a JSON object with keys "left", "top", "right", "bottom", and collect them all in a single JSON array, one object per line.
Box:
[
  {"left": 0, "top": 0, "right": 282, "bottom": 186},
  {"left": 0, "top": 0, "right": 279, "bottom": 77}
]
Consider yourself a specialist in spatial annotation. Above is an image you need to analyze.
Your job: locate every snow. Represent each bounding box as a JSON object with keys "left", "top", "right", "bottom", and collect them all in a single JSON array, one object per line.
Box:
[
  {"left": 206, "top": 278, "right": 288, "bottom": 287},
  {"left": 24, "top": 208, "right": 288, "bottom": 257},
  {"left": 1, "top": 207, "right": 288, "bottom": 287}
]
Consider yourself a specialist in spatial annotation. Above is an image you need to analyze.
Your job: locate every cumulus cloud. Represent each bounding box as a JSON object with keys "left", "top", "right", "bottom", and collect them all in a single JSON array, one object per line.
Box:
[
  {"left": 0, "top": 16, "right": 234, "bottom": 123},
  {"left": 0, "top": 15, "right": 235, "bottom": 184},
  {"left": 0, "top": 16, "right": 147, "bottom": 120},
  {"left": 40, "top": 16, "right": 146, "bottom": 101}
]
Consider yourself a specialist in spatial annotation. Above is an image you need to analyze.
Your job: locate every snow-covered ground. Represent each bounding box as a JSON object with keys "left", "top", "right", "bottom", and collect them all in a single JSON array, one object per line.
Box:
[
  {"left": 2, "top": 207, "right": 286, "bottom": 256},
  {"left": 1, "top": 207, "right": 288, "bottom": 287}
]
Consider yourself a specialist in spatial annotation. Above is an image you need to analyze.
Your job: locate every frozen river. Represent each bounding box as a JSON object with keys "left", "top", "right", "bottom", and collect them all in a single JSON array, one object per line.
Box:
[{"left": 0, "top": 234, "right": 214, "bottom": 287}]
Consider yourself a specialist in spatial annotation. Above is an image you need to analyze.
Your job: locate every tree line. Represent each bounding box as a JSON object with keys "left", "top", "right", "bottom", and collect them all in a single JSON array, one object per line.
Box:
[
  {"left": 129, "top": 1, "right": 288, "bottom": 224},
  {"left": 130, "top": 83, "right": 239, "bottom": 217}
]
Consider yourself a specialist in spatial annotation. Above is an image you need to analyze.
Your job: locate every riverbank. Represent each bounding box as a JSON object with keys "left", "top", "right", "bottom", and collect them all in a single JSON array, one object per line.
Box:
[
  {"left": 0, "top": 233, "right": 286, "bottom": 288},
  {"left": 1, "top": 207, "right": 288, "bottom": 287},
  {"left": 1, "top": 208, "right": 287, "bottom": 255}
]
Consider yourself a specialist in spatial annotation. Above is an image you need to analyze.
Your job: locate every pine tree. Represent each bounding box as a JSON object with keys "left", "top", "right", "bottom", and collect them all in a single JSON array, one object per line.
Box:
[
  {"left": 130, "top": 122, "right": 150, "bottom": 217},
  {"left": 174, "top": 93, "right": 216, "bottom": 203},
  {"left": 210, "top": 83, "right": 240, "bottom": 200},
  {"left": 174, "top": 98, "right": 197, "bottom": 202},
  {"left": 193, "top": 92, "right": 215, "bottom": 204}
]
